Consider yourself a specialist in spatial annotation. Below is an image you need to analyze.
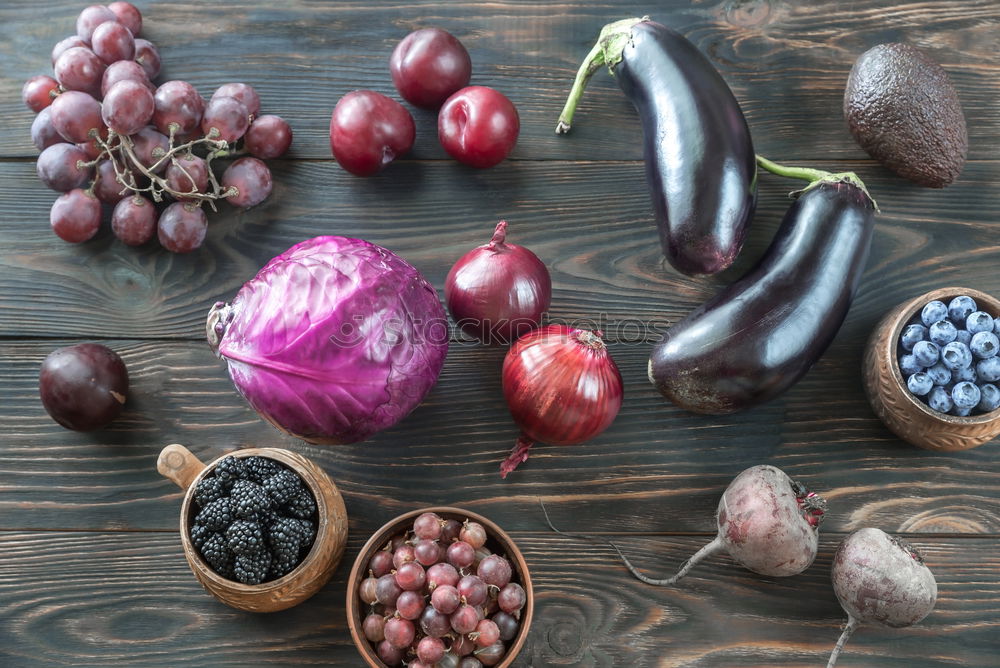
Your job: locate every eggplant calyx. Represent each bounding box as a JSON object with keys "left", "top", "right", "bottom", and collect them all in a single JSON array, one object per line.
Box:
[
  {"left": 206, "top": 301, "right": 234, "bottom": 356},
  {"left": 555, "top": 16, "right": 649, "bottom": 134},
  {"left": 755, "top": 155, "right": 879, "bottom": 211}
]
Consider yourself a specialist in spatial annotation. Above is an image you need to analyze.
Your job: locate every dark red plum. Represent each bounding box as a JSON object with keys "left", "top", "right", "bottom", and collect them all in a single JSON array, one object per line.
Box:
[
  {"left": 438, "top": 86, "right": 518, "bottom": 168},
  {"left": 39, "top": 343, "right": 129, "bottom": 431},
  {"left": 330, "top": 90, "right": 415, "bottom": 176},
  {"left": 390, "top": 28, "right": 471, "bottom": 109}
]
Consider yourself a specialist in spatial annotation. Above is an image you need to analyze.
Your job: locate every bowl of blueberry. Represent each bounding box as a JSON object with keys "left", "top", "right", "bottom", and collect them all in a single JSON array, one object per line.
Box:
[
  {"left": 347, "top": 507, "right": 533, "bottom": 667},
  {"left": 864, "top": 287, "right": 1000, "bottom": 451},
  {"left": 157, "top": 443, "right": 349, "bottom": 612}
]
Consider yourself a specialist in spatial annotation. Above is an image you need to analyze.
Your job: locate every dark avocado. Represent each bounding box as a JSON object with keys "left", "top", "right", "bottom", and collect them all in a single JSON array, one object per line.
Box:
[{"left": 844, "top": 43, "right": 967, "bottom": 188}]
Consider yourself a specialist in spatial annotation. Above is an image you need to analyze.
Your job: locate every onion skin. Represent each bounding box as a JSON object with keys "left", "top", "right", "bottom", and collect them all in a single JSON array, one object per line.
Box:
[
  {"left": 445, "top": 221, "right": 551, "bottom": 345},
  {"left": 500, "top": 325, "right": 623, "bottom": 477}
]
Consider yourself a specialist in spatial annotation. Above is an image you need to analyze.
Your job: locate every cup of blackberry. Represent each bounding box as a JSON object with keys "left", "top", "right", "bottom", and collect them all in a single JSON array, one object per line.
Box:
[{"left": 157, "top": 444, "right": 348, "bottom": 612}]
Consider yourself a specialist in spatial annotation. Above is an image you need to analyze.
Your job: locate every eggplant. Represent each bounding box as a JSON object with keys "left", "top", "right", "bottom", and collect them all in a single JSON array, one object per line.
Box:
[
  {"left": 649, "top": 165, "right": 877, "bottom": 414},
  {"left": 557, "top": 17, "right": 757, "bottom": 276}
]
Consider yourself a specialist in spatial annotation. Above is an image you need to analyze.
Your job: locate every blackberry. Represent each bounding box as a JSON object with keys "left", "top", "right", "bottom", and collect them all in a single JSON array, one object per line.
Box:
[
  {"left": 213, "top": 455, "right": 245, "bottom": 488},
  {"left": 285, "top": 488, "right": 317, "bottom": 519},
  {"left": 242, "top": 456, "right": 281, "bottom": 483},
  {"left": 263, "top": 469, "right": 302, "bottom": 506},
  {"left": 190, "top": 522, "right": 212, "bottom": 550},
  {"left": 230, "top": 479, "right": 273, "bottom": 520},
  {"left": 193, "top": 476, "right": 226, "bottom": 508},
  {"left": 195, "top": 497, "right": 234, "bottom": 532},
  {"left": 226, "top": 520, "right": 264, "bottom": 555},
  {"left": 295, "top": 518, "right": 316, "bottom": 547},
  {"left": 270, "top": 553, "right": 299, "bottom": 579},
  {"left": 200, "top": 532, "right": 234, "bottom": 575},
  {"left": 235, "top": 550, "right": 272, "bottom": 585},
  {"left": 268, "top": 517, "right": 304, "bottom": 560}
]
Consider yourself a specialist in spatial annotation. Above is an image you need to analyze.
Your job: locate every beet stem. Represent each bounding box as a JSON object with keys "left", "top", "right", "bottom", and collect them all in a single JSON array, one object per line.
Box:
[
  {"left": 826, "top": 616, "right": 859, "bottom": 668},
  {"left": 611, "top": 536, "right": 724, "bottom": 586}
]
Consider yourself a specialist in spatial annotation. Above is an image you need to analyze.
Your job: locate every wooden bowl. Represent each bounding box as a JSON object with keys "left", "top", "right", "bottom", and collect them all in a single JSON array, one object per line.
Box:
[
  {"left": 863, "top": 287, "right": 1000, "bottom": 451},
  {"left": 346, "top": 507, "right": 534, "bottom": 667},
  {"left": 157, "top": 443, "right": 349, "bottom": 612}
]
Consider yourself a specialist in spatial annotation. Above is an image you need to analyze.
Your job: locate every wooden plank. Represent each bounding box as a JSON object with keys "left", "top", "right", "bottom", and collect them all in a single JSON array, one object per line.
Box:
[
  {"left": 0, "top": 531, "right": 996, "bottom": 667},
  {"left": 0, "top": 0, "right": 997, "bottom": 161},
  {"left": 2, "top": 339, "right": 997, "bottom": 533},
  {"left": 1, "top": 159, "right": 999, "bottom": 340}
]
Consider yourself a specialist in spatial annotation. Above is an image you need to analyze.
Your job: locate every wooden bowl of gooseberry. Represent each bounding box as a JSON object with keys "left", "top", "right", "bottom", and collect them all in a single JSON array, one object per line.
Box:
[
  {"left": 157, "top": 443, "right": 349, "bottom": 612},
  {"left": 346, "top": 507, "right": 534, "bottom": 667},
  {"left": 863, "top": 287, "right": 1000, "bottom": 451}
]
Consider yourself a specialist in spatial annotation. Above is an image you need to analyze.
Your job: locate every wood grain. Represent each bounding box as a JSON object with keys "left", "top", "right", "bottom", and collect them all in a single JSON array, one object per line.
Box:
[
  {"left": 1, "top": 159, "right": 999, "bottom": 341},
  {"left": 0, "top": 531, "right": 996, "bottom": 667},
  {"left": 2, "top": 339, "right": 997, "bottom": 534},
  {"left": 1, "top": 0, "right": 999, "bottom": 161}
]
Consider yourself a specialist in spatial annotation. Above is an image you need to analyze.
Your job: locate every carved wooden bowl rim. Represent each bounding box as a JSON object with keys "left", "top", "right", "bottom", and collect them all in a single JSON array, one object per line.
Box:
[
  {"left": 877, "top": 286, "right": 1000, "bottom": 427},
  {"left": 346, "top": 506, "right": 534, "bottom": 668}
]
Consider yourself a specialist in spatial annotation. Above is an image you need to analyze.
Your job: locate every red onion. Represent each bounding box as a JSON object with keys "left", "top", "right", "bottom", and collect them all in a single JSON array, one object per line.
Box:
[
  {"left": 500, "top": 324, "right": 623, "bottom": 477},
  {"left": 445, "top": 221, "right": 551, "bottom": 345}
]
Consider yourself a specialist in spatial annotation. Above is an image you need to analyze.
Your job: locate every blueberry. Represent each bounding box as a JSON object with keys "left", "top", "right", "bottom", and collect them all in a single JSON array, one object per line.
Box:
[
  {"left": 907, "top": 372, "right": 933, "bottom": 396},
  {"left": 970, "top": 331, "right": 999, "bottom": 359},
  {"left": 911, "top": 340, "right": 940, "bottom": 367},
  {"left": 978, "top": 383, "right": 1000, "bottom": 412},
  {"left": 900, "top": 324, "right": 927, "bottom": 351},
  {"left": 951, "top": 381, "right": 981, "bottom": 409},
  {"left": 952, "top": 364, "right": 978, "bottom": 384},
  {"left": 955, "top": 329, "right": 973, "bottom": 345},
  {"left": 925, "top": 362, "right": 951, "bottom": 386},
  {"left": 952, "top": 405, "right": 973, "bottom": 417},
  {"left": 898, "top": 354, "right": 922, "bottom": 376},
  {"left": 966, "top": 311, "right": 995, "bottom": 334},
  {"left": 977, "top": 357, "right": 1000, "bottom": 382},
  {"left": 940, "top": 341, "right": 972, "bottom": 370},
  {"left": 947, "top": 295, "right": 977, "bottom": 323},
  {"left": 927, "top": 386, "right": 953, "bottom": 414},
  {"left": 920, "top": 300, "right": 949, "bottom": 327},
  {"left": 995, "top": 315, "right": 1000, "bottom": 334},
  {"left": 927, "top": 319, "right": 957, "bottom": 346}
]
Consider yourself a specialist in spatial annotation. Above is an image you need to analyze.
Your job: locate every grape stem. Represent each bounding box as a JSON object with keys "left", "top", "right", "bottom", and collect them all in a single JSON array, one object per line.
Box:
[{"left": 92, "top": 128, "right": 239, "bottom": 209}]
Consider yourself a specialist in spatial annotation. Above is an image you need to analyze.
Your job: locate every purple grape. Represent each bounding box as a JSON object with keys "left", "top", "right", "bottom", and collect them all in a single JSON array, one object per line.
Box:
[
  {"left": 450, "top": 603, "right": 479, "bottom": 635},
  {"left": 76, "top": 5, "right": 117, "bottom": 42},
  {"left": 153, "top": 81, "right": 205, "bottom": 136},
  {"left": 383, "top": 617, "right": 415, "bottom": 650},
  {"left": 157, "top": 201, "right": 207, "bottom": 253},
  {"left": 129, "top": 126, "right": 170, "bottom": 174},
  {"left": 245, "top": 115, "right": 292, "bottom": 159},
  {"left": 419, "top": 606, "right": 451, "bottom": 638},
  {"left": 134, "top": 38, "right": 161, "bottom": 80},
  {"left": 52, "top": 35, "right": 88, "bottom": 65},
  {"left": 49, "top": 90, "right": 104, "bottom": 144},
  {"left": 54, "top": 46, "right": 105, "bottom": 97},
  {"left": 36, "top": 143, "right": 93, "bottom": 192},
  {"left": 32, "top": 108, "right": 64, "bottom": 152},
  {"left": 477, "top": 555, "right": 512, "bottom": 588},
  {"left": 222, "top": 157, "right": 272, "bottom": 209},
  {"left": 492, "top": 612, "right": 517, "bottom": 642},
  {"left": 50, "top": 189, "right": 101, "bottom": 243},
  {"left": 91, "top": 21, "right": 134, "bottom": 64},
  {"left": 377, "top": 639, "right": 404, "bottom": 666},
  {"left": 108, "top": 2, "right": 142, "bottom": 37},
  {"left": 93, "top": 159, "right": 127, "bottom": 204},
  {"left": 201, "top": 95, "right": 250, "bottom": 144},
  {"left": 165, "top": 154, "right": 209, "bottom": 199},
  {"left": 474, "top": 641, "right": 505, "bottom": 667},
  {"left": 375, "top": 573, "right": 403, "bottom": 607},
  {"left": 212, "top": 82, "right": 261, "bottom": 117},
  {"left": 22, "top": 75, "right": 60, "bottom": 113},
  {"left": 497, "top": 582, "right": 525, "bottom": 613},
  {"left": 111, "top": 195, "right": 157, "bottom": 246},
  {"left": 101, "top": 60, "right": 151, "bottom": 97},
  {"left": 457, "top": 575, "right": 487, "bottom": 607},
  {"left": 362, "top": 613, "right": 385, "bottom": 643},
  {"left": 430, "top": 584, "right": 460, "bottom": 614},
  {"left": 102, "top": 80, "right": 154, "bottom": 135}
]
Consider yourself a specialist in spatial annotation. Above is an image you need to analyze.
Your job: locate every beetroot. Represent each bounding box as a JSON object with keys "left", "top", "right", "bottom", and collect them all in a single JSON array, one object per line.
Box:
[
  {"left": 614, "top": 465, "right": 826, "bottom": 584},
  {"left": 827, "top": 528, "right": 937, "bottom": 667}
]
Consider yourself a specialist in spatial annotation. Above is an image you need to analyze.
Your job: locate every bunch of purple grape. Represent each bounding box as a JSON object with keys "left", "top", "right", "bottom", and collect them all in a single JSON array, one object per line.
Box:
[
  {"left": 358, "top": 513, "right": 525, "bottom": 667},
  {"left": 22, "top": 3, "right": 293, "bottom": 253}
]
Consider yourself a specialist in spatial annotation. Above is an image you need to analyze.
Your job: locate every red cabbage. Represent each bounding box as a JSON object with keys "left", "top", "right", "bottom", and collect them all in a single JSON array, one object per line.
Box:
[{"left": 208, "top": 236, "right": 448, "bottom": 444}]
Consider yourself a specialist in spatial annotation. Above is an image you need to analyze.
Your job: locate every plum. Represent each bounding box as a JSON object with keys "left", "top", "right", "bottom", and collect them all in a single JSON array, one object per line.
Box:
[
  {"left": 613, "top": 465, "right": 826, "bottom": 584},
  {"left": 827, "top": 528, "right": 937, "bottom": 667}
]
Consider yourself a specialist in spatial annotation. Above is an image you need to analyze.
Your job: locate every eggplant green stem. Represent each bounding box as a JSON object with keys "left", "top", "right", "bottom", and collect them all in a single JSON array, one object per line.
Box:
[
  {"left": 755, "top": 154, "right": 878, "bottom": 211},
  {"left": 556, "top": 17, "right": 648, "bottom": 134}
]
